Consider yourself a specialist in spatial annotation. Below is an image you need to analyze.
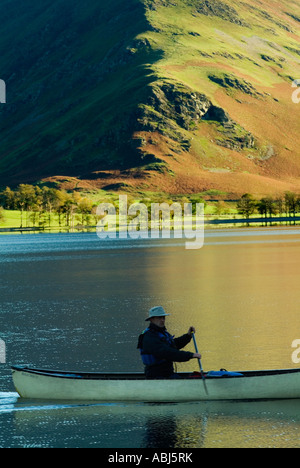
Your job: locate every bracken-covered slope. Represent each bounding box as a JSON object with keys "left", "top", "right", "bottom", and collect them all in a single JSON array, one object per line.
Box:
[{"left": 0, "top": 0, "right": 299, "bottom": 197}]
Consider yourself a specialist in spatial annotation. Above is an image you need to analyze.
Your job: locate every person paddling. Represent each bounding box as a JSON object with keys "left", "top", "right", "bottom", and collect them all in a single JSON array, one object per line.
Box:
[{"left": 137, "top": 306, "right": 202, "bottom": 379}]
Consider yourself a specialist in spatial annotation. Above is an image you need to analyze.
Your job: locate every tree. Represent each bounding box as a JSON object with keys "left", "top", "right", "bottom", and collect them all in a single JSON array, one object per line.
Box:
[
  {"left": 284, "top": 192, "right": 298, "bottom": 224},
  {"left": 15, "top": 184, "right": 36, "bottom": 228},
  {"left": 55, "top": 190, "right": 69, "bottom": 227},
  {"left": 61, "top": 194, "right": 78, "bottom": 228},
  {"left": 214, "top": 201, "right": 230, "bottom": 216},
  {"left": 237, "top": 194, "right": 257, "bottom": 225},
  {"left": 77, "top": 197, "right": 93, "bottom": 225},
  {"left": 0, "top": 187, "right": 16, "bottom": 209},
  {"left": 275, "top": 196, "right": 284, "bottom": 217},
  {"left": 41, "top": 187, "right": 60, "bottom": 227},
  {"left": 257, "top": 197, "right": 277, "bottom": 225}
]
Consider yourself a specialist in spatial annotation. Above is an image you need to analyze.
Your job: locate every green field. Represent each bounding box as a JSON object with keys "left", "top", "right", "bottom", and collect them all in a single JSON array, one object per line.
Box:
[
  {"left": 0, "top": 210, "right": 63, "bottom": 229},
  {"left": 0, "top": 199, "right": 237, "bottom": 230}
]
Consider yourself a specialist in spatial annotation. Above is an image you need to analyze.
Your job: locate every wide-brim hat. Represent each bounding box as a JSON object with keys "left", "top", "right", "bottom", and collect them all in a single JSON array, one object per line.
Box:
[{"left": 145, "top": 306, "right": 170, "bottom": 321}]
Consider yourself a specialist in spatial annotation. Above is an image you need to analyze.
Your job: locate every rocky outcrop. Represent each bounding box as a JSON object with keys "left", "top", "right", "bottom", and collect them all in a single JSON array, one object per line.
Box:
[
  {"left": 149, "top": 83, "right": 211, "bottom": 129},
  {"left": 136, "top": 81, "right": 256, "bottom": 154},
  {"left": 189, "top": 0, "right": 248, "bottom": 26},
  {"left": 208, "top": 74, "right": 265, "bottom": 98},
  {"left": 135, "top": 81, "right": 210, "bottom": 152}
]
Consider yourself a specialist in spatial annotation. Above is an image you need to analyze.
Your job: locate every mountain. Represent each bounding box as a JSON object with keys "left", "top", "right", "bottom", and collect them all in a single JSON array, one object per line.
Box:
[{"left": 0, "top": 0, "right": 299, "bottom": 197}]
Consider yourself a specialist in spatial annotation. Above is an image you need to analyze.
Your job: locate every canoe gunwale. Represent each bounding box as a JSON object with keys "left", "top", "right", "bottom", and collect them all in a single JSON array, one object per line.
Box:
[{"left": 11, "top": 365, "right": 300, "bottom": 381}]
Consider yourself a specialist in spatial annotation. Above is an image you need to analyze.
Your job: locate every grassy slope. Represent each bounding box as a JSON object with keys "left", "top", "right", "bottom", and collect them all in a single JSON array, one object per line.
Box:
[
  {"left": 131, "top": 0, "right": 300, "bottom": 197},
  {"left": 0, "top": 0, "right": 299, "bottom": 197}
]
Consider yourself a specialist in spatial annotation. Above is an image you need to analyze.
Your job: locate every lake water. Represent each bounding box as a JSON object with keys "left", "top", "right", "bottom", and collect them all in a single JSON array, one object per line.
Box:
[{"left": 1, "top": 228, "right": 300, "bottom": 448}]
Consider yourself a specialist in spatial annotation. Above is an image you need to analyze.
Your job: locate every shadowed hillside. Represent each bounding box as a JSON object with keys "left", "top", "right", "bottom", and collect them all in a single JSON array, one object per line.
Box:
[{"left": 0, "top": 0, "right": 162, "bottom": 182}]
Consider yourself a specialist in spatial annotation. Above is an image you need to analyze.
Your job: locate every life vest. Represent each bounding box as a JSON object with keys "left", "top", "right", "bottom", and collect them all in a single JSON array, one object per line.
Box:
[{"left": 138, "top": 327, "right": 174, "bottom": 367}]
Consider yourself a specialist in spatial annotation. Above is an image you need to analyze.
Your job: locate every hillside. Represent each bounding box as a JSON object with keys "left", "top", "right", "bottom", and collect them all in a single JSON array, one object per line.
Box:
[{"left": 0, "top": 0, "right": 299, "bottom": 197}]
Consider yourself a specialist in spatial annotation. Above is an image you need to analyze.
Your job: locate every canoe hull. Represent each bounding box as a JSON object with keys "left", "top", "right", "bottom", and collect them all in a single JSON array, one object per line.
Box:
[{"left": 11, "top": 366, "right": 300, "bottom": 402}]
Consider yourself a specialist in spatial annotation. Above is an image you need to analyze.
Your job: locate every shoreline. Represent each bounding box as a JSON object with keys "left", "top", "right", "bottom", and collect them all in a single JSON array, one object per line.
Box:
[{"left": 1, "top": 219, "right": 300, "bottom": 236}]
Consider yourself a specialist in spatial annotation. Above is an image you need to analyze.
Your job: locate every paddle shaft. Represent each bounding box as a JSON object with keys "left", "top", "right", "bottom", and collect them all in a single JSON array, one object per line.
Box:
[{"left": 192, "top": 333, "right": 204, "bottom": 376}]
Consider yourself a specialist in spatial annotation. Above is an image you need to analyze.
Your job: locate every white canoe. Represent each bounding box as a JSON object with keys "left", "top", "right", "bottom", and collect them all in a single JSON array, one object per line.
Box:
[{"left": 11, "top": 366, "right": 300, "bottom": 402}]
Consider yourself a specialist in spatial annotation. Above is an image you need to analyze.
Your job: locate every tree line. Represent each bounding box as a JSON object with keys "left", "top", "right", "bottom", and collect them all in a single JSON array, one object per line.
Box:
[
  {"left": 0, "top": 184, "right": 97, "bottom": 229},
  {"left": 0, "top": 184, "right": 300, "bottom": 229},
  {"left": 237, "top": 192, "right": 300, "bottom": 224},
  {"left": 0, "top": 185, "right": 203, "bottom": 229}
]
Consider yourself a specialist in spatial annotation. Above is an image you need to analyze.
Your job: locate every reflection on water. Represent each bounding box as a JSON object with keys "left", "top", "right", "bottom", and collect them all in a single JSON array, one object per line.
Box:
[
  {"left": 1, "top": 394, "right": 300, "bottom": 448},
  {"left": 0, "top": 229, "right": 300, "bottom": 447}
]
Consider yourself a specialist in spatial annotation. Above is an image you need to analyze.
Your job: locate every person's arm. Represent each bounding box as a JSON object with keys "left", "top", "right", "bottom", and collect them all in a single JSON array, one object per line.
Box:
[
  {"left": 173, "top": 326, "right": 196, "bottom": 350},
  {"left": 174, "top": 333, "right": 192, "bottom": 350}
]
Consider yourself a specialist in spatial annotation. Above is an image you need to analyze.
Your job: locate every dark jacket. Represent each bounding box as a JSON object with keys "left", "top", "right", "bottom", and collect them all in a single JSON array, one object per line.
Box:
[{"left": 137, "top": 323, "right": 194, "bottom": 379}]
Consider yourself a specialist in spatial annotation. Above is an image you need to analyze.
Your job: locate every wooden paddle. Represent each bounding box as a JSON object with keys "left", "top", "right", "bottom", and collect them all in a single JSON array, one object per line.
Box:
[
  {"left": 192, "top": 332, "right": 205, "bottom": 379},
  {"left": 192, "top": 331, "right": 209, "bottom": 395}
]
